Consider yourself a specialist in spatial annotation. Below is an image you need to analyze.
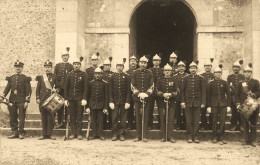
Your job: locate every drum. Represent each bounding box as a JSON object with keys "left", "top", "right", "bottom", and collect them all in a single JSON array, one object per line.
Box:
[
  {"left": 42, "top": 93, "right": 64, "bottom": 114},
  {"left": 239, "top": 96, "right": 259, "bottom": 120}
]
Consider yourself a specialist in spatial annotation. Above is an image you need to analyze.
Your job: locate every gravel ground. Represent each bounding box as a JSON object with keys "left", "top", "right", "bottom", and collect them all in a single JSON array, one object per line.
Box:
[{"left": 0, "top": 136, "right": 260, "bottom": 165}]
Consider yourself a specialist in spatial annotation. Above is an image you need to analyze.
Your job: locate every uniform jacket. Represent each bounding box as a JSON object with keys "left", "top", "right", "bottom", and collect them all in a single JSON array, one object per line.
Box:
[
  {"left": 173, "top": 72, "right": 189, "bottom": 102},
  {"left": 109, "top": 72, "right": 131, "bottom": 105},
  {"left": 3, "top": 74, "right": 31, "bottom": 103},
  {"left": 131, "top": 68, "right": 154, "bottom": 102},
  {"left": 236, "top": 78, "right": 260, "bottom": 105},
  {"left": 181, "top": 74, "right": 206, "bottom": 107},
  {"left": 207, "top": 78, "right": 231, "bottom": 107},
  {"left": 36, "top": 73, "right": 57, "bottom": 102},
  {"left": 149, "top": 67, "right": 163, "bottom": 89},
  {"left": 156, "top": 76, "right": 179, "bottom": 107},
  {"left": 88, "top": 79, "right": 108, "bottom": 110},
  {"left": 64, "top": 70, "right": 88, "bottom": 101},
  {"left": 54, "top": 62, "right": 73, "bottom": 89}
]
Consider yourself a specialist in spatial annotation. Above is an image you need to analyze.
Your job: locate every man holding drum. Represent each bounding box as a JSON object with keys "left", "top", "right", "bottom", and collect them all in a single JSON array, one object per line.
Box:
[
  {"left": 36, "top": 60, "right": 58, "bottom": 140},
  {"left": 236, "top": 63, "right": 260, "bottom": 147}
]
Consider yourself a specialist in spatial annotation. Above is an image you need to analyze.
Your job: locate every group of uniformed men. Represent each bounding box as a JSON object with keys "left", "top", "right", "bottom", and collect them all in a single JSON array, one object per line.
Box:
[{"left": 1, "top": 49, "right": 259, "bottom": 147}]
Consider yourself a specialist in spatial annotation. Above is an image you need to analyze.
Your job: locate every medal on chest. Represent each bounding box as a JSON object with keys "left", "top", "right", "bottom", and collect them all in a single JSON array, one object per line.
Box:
[{"left": 168, "top": 82, "right": 174, "bottom": 86}]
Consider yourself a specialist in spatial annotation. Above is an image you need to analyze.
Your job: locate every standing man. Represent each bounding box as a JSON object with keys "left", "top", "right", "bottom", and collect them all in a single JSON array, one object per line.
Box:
[
  {"left": 36, "top": 60, "right": 57, "bottom": 140},
  {"left": 131, "top": 56, "right": 154, "bottom": 142},
  {"left": 157, "top": 64, "right": 179, "bottom": 142},
  {"left": 109, "top": 58, "right": 131, "bottom": 141},
  {"left": 169, "top": 52, "right": 178, "bottom": 74},
  {"left": 64, "top": 57, "right": 88, "bottom": 140},
  {"left": 200, "top": 58, "right": 215, "bottom": 130},
  {"left": 102, "top": 57, "right": 114, "bottom": 130},
  {"left": 1, "top": 60, "right": 31, "bottom": 139},
  {"left": 174, "top": 61, "right": 189, "bottom": 130},
  {"left": 87, "top": 67, "right": 109, "bottom": 141},
  {"left": 228, "top": 60, "right": 245, "bottom": 131},
  {"left": 207, "top": 65, "right": 231, "bottom": 145},
  {"left": 126, "top": 55, "right": 138, "bottom": 130},
  {"left": 149, "top": 54, "right": 164, "bottom": 130},
  {"left": 86, "top": 52, "right": 99, "bottom": 81},
  {"left": 236, "top": 63, "right": 260, "bottom": 147},
  {"left": 181, "top": 61, "right": 206, "bottom": 143},
  {"left": 54, "top": 49, "right": 73, "bottom": 129}
]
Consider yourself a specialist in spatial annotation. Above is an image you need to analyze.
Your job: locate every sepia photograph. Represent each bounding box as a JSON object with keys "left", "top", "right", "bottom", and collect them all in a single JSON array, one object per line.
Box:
[{"left": 0, "top": 0, "right": 260, "bottom": 164}]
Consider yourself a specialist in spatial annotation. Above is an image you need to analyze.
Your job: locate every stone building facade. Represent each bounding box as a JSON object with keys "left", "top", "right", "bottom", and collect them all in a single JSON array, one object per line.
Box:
[{"left": 0, "top": 0, "right": 260, "bottom": 87}]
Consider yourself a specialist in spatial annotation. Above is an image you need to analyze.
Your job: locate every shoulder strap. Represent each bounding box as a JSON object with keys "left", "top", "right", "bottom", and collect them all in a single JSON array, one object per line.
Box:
[{"left": 43, "top": 74, "right": 52, "bottom": 90}]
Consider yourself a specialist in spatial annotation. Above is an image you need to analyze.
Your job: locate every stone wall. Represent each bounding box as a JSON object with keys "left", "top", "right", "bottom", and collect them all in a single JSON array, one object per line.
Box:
[{"left": 0, "top": 0, "right": 56, "bottom": 84}]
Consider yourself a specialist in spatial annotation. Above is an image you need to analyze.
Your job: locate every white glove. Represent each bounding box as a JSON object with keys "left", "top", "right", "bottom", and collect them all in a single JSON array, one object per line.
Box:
[
  {"left": 64, "top": 100, "right": 69, "bottom": 107},
  {"left": 181, "top": 103, "right": 186, "bottom": 109},
  {"left": 36, "top": 99, "right": 40, "bottom": 104},
  {"left": 207, "top": 107, "right": 211, "bottom": 113},
  {"left": 125, "top": 103, "right": 130, "bottom": 109},
  {"left": 138, "top": 93, "right": 145, "bottom": 99},
  {"left": 109, "top": 103, "right": 115, "bottom": 110},
  {"left": 201, "top": 104, "right": 205, "bottom": 108},
  {"left": 81, "top": 99, "right": 87, "bottom": 106},
  {"left": 227, "top": 106, "right": 231, "bottom": 113},
  {"left": 85, "top": 108, "right": 90, "bottom": 114},
  {"left": 236, "top": 104, "right": 241, "bottom": 110}
]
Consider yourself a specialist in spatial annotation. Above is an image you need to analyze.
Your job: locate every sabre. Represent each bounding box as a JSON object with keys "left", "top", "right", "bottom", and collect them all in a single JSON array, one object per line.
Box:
[
  {"left": 140, "top": 97, "right": 145, "bottom": 141},
  {"left": 85, "top": 107, "right": 91, "bottom": 141},
  {"left": 164, "top": 98, "right": 169, "bottom": 142}
]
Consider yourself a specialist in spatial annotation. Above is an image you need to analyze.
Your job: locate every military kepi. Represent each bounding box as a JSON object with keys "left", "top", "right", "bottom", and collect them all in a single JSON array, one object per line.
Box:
[
  {"left": 44, "top": 60, "right": 52, "bottom": 67},
  {"left": 14, "top": 60, "right": 24, "bottom": 67}
]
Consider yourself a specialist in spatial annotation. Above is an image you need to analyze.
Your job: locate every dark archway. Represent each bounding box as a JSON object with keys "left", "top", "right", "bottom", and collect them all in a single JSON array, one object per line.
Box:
[{"left": 129, "top": 0, "right": 197, "bottom": 68}]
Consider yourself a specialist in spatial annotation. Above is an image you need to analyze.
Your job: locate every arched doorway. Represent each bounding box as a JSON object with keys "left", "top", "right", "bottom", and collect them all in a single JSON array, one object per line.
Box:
[{"left": 129, "top": 0, "right": 197, "bottom": 67}]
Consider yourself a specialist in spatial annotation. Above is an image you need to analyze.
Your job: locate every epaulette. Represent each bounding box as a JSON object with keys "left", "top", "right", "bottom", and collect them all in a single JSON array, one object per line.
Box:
[
  {"left": 198, "top": 75, "right": 204, "bottom": 78},
  {"left": 102, "top": 79, "right": 108, "bottom": 83},
  {"left": 5, "top": 76, "right": 10, "bottom": 81},
  {"left": 36, "top": 76, "right": 41, "bottom": 81},
  {"left": 90, "top": 79, "right": 95, "bottom": 83},
  {"left": 173, "top": 73, "right": 178, "bottom": 77}
]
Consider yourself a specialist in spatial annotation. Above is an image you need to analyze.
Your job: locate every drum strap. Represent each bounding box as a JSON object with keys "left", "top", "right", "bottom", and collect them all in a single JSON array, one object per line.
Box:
[{"left": 43, "top": 74, "right": 52, "bottom": 90}]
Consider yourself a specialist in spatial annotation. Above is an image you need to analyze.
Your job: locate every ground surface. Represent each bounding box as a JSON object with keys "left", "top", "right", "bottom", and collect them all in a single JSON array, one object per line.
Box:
[{"left": 0, "top": 136, "right": 260, "bottom": 165}]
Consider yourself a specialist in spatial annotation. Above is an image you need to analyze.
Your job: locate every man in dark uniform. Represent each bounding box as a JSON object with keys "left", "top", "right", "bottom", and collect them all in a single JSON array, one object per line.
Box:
[
  {"left": 173, "top": 61, "right": 189, "bottom": 130},
  {"left": 207, "top": 65, "right": 231, "bottom": 145},
  {"left": 86, "top": 52, "right": 99, "bottom": 81},
  {"left": 102, "top": 57, "right": 114, "bottom": 130},
  {"left": 149, "top": 54, "right": 163, "bottom": 130},
  {"left": 64, "top": 57, "right": 88, "bottom": 140},
  {"left": 109, "top": 58, "right": 131, "bottom": 141},
  {"left": 126, "top": 55, "right": 138, "bottom": 130},
  {"left": 87, "top": 67, "right": 109, "bottom": 140},
  {"left": 54, "top": 50, "right": 73, "bottom": 128},
  {"left": 181, "top": 61, "right": 206, "bottom": 143},
  {"left": 131, "top": 56, "right": 154, "bottom": 142},
  {"left": 236, "top": 63, "right": 260, "bottom": 147},
  {"left": 169, "top": 52, "right": 178, "bottom": 74},
  {"left": 36, "top": 60, "right": 57, "bottom": 140},
  {"left": 1, "top": 60, "right": 31, "bottom": 139},
  {"left": 157, "top": 64, "right": 179, "bottom": 142},
  {"left": 200, "top": 59, "right": 215, "bottom": 130},
  {"left": 228, "top": 60, "right": 245, "bottom": 131}
]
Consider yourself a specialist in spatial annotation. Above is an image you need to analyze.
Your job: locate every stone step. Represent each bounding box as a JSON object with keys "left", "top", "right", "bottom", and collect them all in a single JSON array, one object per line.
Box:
[
  {"left": 1, "top": 128, "right": 259, "bottom": 141},
  {"left": 4, "top": 120, "right": 260, "bottom": 129}
]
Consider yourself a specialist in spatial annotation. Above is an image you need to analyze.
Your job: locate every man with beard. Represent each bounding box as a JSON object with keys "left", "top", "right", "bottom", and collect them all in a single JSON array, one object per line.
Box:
[
  {"left": 169, "top": 52, "right": 178, "bottom": 74},
  {"left": 200, "top": 58, "right": 215, "bottom": 130},
  {"left": 228, "top": 60, "right": 245, "bottom": 131},
  {"left": 236, "top": 63, "right": 260, "bottom": 147}
]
